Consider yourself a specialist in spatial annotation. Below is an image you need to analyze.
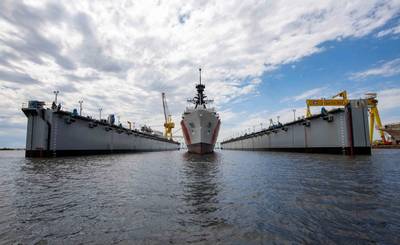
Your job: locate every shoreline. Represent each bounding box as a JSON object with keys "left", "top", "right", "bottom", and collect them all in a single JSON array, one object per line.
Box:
[{"left": 0, "top": 148, "right": 25, "bottom": 151}]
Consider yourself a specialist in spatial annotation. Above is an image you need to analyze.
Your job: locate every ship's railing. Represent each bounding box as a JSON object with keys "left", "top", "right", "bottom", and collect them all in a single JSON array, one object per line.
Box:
[
  {"left": 221, "top": 108, "right": 344, "bottom": 143},
  {"left": 21, "top": 100, "right": 179, "bottom": 143},
  {"left": 185, "top": 106, "right": 216, "bottom": 112},
  {"left": 21, "top": 100, "right": 99, "bottom": 119},
  {"left": 21, "top": 101, "right": 55, "bottom": 109}
]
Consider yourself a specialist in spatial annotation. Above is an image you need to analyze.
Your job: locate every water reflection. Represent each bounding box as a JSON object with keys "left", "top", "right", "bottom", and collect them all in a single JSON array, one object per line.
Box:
[{"left": 180, "top": 152, "right": 225, "bottom": 227}]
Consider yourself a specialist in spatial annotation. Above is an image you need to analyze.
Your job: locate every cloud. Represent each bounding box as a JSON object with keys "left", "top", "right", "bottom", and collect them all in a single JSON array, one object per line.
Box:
[
  {"left": 350, "top": 58, "right": 400, "bottom": 79},
  {"left": 376, "top": 24, "right": 400, "bottom": 37},
  {"left": 281, "top": 87, "right": 326, "bottom": 103},
  {"left": 377, "top": 88, "right": 400, "bottom": 111},
  {"left": 1, "top": 0, "right": 400, "bottom": 146},
  {"left": 72, "top": 12, "right": 131, "bottom": 73},
  {"left": 0, "top": 1, "right": 76, "bottom": 70},
  {"left": 0, "top": 69, "right": 41, "bottom": 84}
]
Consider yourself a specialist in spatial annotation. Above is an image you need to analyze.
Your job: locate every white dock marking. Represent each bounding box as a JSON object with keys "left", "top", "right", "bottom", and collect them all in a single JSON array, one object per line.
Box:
[
  {"left": 340, "top": 114, "right": 345, "bottom": 154},
  {"left": 52, "top": 114, "right": 58, "bottom": 156}
]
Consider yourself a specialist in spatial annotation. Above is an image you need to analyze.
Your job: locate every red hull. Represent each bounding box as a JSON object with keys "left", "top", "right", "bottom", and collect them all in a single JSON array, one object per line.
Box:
[{"left": 187, "top": 143, "right": 214, "bottom": 154}]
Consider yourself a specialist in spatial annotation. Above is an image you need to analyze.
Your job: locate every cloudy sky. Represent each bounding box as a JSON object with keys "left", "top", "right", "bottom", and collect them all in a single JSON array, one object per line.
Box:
[{"left": 1, "top": 0, "right": 400, "bottom": 147}]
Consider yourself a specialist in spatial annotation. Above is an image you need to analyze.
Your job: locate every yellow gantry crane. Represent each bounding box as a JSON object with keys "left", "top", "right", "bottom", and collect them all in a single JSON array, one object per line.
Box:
[
  {"left": 161, "top": 92, "right": 175, "bottom": 140},
  {"left": 305, "top": 90, "right": 389, "bottom": 144},
  {"left": 306, "top": 91, "right": 349, "bottom": 118},
  {"left": 365, "top": 93, "right": 389, "bottom": 144}
]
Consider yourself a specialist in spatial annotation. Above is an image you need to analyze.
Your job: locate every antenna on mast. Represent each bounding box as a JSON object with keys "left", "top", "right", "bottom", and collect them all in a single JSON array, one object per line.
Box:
[{"left": 199, "top": 68, "right": 202, "bottom": 85}]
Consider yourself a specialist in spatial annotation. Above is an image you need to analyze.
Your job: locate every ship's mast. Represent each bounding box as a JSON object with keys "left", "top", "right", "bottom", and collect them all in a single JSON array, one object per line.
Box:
[
  {"left": 195, "top": 68, "right": 206, "bottom": 109},
  {"left": 199, "top": 68, "right": 201, "bottom": 85},
  {"left": 187, "top": 68, "right": 213, "bottom": 108}
]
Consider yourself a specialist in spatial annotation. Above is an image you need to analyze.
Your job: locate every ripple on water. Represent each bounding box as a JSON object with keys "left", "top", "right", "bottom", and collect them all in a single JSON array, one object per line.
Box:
[{"left": 0, "top": 149, "right": 399, "bottom": 244}]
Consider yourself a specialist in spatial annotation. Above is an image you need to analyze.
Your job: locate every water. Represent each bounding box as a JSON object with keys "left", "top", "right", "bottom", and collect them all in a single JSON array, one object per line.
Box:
[{"left": 0, "top": 149, "right": 399, "bottom": 244}]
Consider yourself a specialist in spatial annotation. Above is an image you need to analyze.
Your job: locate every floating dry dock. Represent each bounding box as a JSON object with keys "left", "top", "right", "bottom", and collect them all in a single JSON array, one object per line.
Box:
[
  {"left": 221, "top": 100, "right": 371, "bottom": 155},
  {"left": 22, "top": 101, "right": 179, "bottom": 157}
]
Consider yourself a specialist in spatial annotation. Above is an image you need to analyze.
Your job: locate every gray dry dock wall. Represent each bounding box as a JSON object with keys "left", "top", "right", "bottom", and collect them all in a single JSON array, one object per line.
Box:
[
  {"left": 25, "top": 109, "right": 51, "bottom": 151},
  {"left": 348, "top": 100, "right": 370, "bottom": 148},
  {"left": 26, "top": 109, "right": 179, "bottom": 152},
  {"left": 221, "top": 100, "right": 370, "bottom": 154}
]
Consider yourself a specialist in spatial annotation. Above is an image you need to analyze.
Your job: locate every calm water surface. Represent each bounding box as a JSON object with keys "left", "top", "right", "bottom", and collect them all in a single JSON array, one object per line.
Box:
[{"left": 0, "top": 149, "right": 399, "bottom": 244}]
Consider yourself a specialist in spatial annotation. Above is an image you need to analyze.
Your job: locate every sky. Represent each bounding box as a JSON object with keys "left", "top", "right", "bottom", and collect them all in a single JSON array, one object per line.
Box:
[{"left": 1, "top": 0, "right": 400, "bottom": 147}]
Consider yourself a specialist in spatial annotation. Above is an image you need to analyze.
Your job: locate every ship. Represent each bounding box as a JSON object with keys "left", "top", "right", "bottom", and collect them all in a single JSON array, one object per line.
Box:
[
  {"left": 22, "top": 100, "right": 180, "bottom": 157},
  {"left": 181, "top": 69, "right": 221, "bottom": 154}
]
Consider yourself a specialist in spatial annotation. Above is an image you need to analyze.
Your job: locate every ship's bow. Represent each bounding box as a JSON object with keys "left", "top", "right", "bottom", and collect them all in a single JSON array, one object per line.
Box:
[
  {"left": 187, "top": 142, "right": 214, "bottom": 154},
  {"left": 181, "top": 109, "right": 220, "bottom": 154}
]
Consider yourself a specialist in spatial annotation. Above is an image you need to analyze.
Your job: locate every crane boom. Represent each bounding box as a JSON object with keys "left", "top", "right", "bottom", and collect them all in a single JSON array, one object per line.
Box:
[
  {"left": 161, "top": 92, "right": 175, "bottom": 140},
  {"left": 162, "top": 92, "right": 168, "bottom": 122},
  {"left": 332, "top": 90, "right": 348, "bottom": 100}
]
